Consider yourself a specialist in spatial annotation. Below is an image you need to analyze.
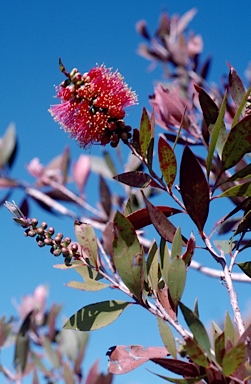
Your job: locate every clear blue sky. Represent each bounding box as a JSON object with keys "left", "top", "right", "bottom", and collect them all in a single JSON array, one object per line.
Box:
[{"left": 1, "top": 1, "right": 251, "bottom": 383}]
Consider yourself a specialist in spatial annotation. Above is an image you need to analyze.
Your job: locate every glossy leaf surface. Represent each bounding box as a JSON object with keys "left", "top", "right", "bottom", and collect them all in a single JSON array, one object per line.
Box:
[
  {"left": 194, "top": 85, "right": 219, "bottom": 127},
  {"left": 63, "top": 300, "right": 131, "bottom": 331},
  {"left": 127, "top": 206, "right": 183, "bottom": 230},
  {"left": 180, "top": 146, "right": 209, "bottom": 232}
]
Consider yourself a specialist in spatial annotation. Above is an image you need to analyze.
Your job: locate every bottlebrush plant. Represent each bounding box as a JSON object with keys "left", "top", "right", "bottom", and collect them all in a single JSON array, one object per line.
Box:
[{"left": 3, "top": 7, "right": 251, "bottom": 384}]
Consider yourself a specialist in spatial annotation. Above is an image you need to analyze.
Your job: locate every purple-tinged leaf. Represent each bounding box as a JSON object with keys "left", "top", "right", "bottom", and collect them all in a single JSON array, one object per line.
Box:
[
  {"left": 158, "top": 136, "right": 177, "bottom": 189},
  {"left": 103, "top": 150, "right": 117, "bottom": 176},
  {"left": 221, "top": 115, "right": 251, "bottom": 172},
  {"left": 99, "top": 176, "right": 111, "bottom": 217},
  {"left": 168, "top": 256, "right": 186, "bottom": 306},
  {"left": 222, "top": 343, "right": 246, "bottom": 376},
  {"left": 206, "top": 91, "right": 227, "bottom": 176},
  {"left": 182, "top": 233, "right": 196, "bottom": 266},
  {"left": 150, "top": 357, "right": 200, "bottom": 377},
  {"left": 179, "top": 302, "right": 211, "bottom": 358},
  {"left": 217, "top": 182, "right": 251, "bottom": 198},
  {"left": 114, "top": 171, "right": 159, "bottom": 189},
  {"left": 147, "top": 371, "right": 205, "bottom": 383},
  {"left": 180, "top": 146, "right": 209, "bottom": 232},
  {"left": 184, "top": 337, "right": 209, "bottom": 367},
  {"left": 194, "top": 85, "right": 219, "bottom": 127},
  {"left": 157, "top": 317, "right": 177, "bottom": 359},
  {"left": 64, "top": 300, "right": 131, "bottom": 331},
  {"left": 127, "top": 206, "right": 183, "bottom": 230},
  {"left": 139, "top": 107, "right": 152, "bottom": 158},
  {"left": 227, "top": 62, "right": 246, "bottom": 110},
  {"left": 200, "top": 56, "right": 211, "bottom": 81},
  {"left": 142, "top": 193, "right": 187, "bottom": 244},
  {"left": 74, "top": 221, "right": 98, "bottom": 267},
  {"left": 0, "top": 177, "right": 18, "bottom": 188},
  {"left": 236, "top": 261, "right": 251, "bottom": 278},
  {"left": 232, "top": 84, "right": 251, "bottom": 127},
  {"left": 214, "top": 332, "right": 225, "bottom": 365},
  {"left": 107, "top": 345, "right": 168, "bottom": 374},
  {"left": 113, "top": 211, "right": 144, "bottom": 300}
]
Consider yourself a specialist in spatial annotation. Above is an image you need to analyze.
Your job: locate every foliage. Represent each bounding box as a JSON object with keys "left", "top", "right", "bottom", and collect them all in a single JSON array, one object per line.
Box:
[{"left": 3, "top": 7, "right": 251, "bottom": 384}]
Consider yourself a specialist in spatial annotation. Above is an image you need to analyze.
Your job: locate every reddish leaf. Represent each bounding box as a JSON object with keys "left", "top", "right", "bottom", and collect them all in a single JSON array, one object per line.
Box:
[
  {"left": 157, "top": 287, "right": 177, "bottom": 321},
  {"left": 182, "top": 233, "right": 196, "bottom": 266},
  {"left": 221, "top": 115, "right": 251, "bottom": 171},
  {"left": 180, "top": 147, "right": 209, "bottom": 232},
  {"left": 184, "top": 337, "right": 209, "bottom": 367},
  {"left": 142, "top": 192, "right": 187, "bottom": 244},
  {"left": 227, "top": 62, "right": 246, "bottom": 109},
  {"left": 107, "top": 345, "right": 168, "bottom": 374},
  {"left": 158, "top": 136, "right": 177, "bottom": 189},
  {"left": 151, "top": 357, "right": 200, "bottom": 377},
  {"left": 127, "top": 206, "right": 183, "bottom": 230},
  {"left": 0, "top": 177, "right": 18, "bottom": 188},
  {"left": 99, "top": 176, "right": 111, "bottom": 217},
  {"left": 139, "top": 107, "right": 152, "bottom": 158}
]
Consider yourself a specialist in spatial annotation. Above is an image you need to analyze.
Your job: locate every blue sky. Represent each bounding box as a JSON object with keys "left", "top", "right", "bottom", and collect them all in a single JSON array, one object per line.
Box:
[{"left": 1, "top": 1, "right": 251, "bottom": 383}]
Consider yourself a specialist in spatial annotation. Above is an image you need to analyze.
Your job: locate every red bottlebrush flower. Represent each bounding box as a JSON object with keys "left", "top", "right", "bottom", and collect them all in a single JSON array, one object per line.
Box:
[{"left": 49, "top": 63, "right": 137, "bottom": 148}]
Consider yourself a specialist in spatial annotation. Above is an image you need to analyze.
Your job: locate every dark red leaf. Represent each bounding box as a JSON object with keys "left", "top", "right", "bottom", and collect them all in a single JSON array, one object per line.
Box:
[
  {"left": 151, "top": 357, "right": 200, "bottom": 377},
  {"left": 127, "top": 206, "right": 183, "bottom": 230},
  {"left": 99, "top": 176, "right": 111, "bottom": 217},
  {"left": 180, "top": 146, "right": 209, "bottom": 232},
  {"left": 114, "top": 171, "right": 153, "bottom": 188},
  {"left": 194, "top": 85, "right": 219, "bottom": 127}
]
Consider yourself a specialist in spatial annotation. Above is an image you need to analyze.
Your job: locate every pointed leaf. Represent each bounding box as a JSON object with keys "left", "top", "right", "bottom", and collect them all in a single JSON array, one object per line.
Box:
[
  {"left": 113, "top": 211, "right": 144, "bottom": 300},
  {"left": 182, "top": 233, "right": 196, "bottom": 266},
  {"left": 232, "top": 84, "right": 251, "bottom": 127},
  {"left": 194, "top": 85, "right": 219, "bottom": 127},
  {"left": 66, "top": 280, "right": 108, "bottom": 291},
  {"left": 147, "top": 138, "right": 155, "bottom": 174},
  {"left": 158, "top": 136, "right": 177, "bottom": 189},
  {"left": 157, "top": 317, "right": 177, "bottom": 358},
  {"left": 142, "top": 193, "right": 187, "bottom": 244},
  {"left": 139, "top": 107, "right": 152, "bottom": 158},
  {"left": 127, "top": 206, "right": 183, "bottom": 230},
  {"left": 74, "top": 221, "right": 98, "bottom": 267},
  {"left": 222, "top": 163, "right": 251, "bottom": 184},
  {"left": 222, "top": 343, "right": 246, "bottom": 376},
  {"left": 114, "top": 171, "right": 154, "bottom": 188},
  {"left": 228, "top": 63, "right": 246, "bottom": 109},
  {"left": 168, "top": 256, "right": 186, "bottom": 306},
  {"left": 179, "top": 302, "right": 211, "bottom": 358},
  {"left": 147, "top": 243, "right": 159, "bottom": 292},
  {"left": 237, "top": 261, "right": 251, "bottom": 278},
  {"left": 14, "top": 335, "right": 29, "bottom": 373},
  {"left": 171, "top": 227, "right": 182, "bottom": 259},
  {"left": 180, "top": 146, "right": 209, "bottom": 232},
  {"left": 214, "top": 332, "right": 225, "bottom": 365},
  {"left": 64, "top": 300, "right": 131, "bottom": 331},
  {"left": 150, "top": 357, "right": 200, "bottom": 377},
  {"left": 217, "top": 182, "right": 251, "bottom": 198},
  {"left": 99, "top": 176, "right": 111, "bottom": 217},
  {"left": 0, "top": 123, "right": 17, "bottom": 169},
  {"left": 222, "top": 115, "right": 251, "bottom": 171},
  {"left": 160, "top": 238, "right": 171, "bottom": 286},
  {"left": 184, "top": 337, "right": 209, "bottom": 367},
  {"left": 147, "top": 371, "right": 205, "bottom": 384},
  {"left": 206, "top": 91, "right": 227, "bottom": 176},
  {"left": 224, "top": 311, "right": 235, "bottom": 346}
]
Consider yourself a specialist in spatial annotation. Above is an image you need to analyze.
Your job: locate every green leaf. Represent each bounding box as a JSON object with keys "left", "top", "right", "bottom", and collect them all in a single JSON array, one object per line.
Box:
[
  {"left": 212, "top": 321, "right": 222, "bottom": 340},
  {"left": 222, "top": 343, "right": 246, "bottom": 376},
  {"left": 171, "top": 227, "right": 183, "bottom": 259},
  {"left": 74, "top": 221, "right": 98, "bottom": 267},
  {"left": 180, "top": 146, "right": 209, "bottom": 232},
  {"left": 147, "top": 137, "right": 155, "bottom": 174},
  {"left": 158, "top": 136, "right": 177, "bottom": 189},
  {"left": 113, "top": 211, "right": 144, "bottom": 300},
  {"left": 160, "top": 238, "right": 171, "bottom": 286},
  {"left": 185, "top": 337, "right": 209, "bottom": 367},
  {"left": 43, "top": 336, "right": 60, "bottom": 368},
  {"left": 66, "top": 280, "right": 108, "bottom": 291},
  {"left": 157, "top": 317, "right": 177, "bottom": 358},
  {"left": 139, "top": 107, "right": 152, "bottom": 158},
  {"left": 146, "top": 241, "right": 159, "bottom": 292},
  {"left": 217, "top": 182, "right": 251, "bottom": 198},
  {"left": 179, "top": 302, "right": 211, "bottom": 358},
  {"left": 224, "top": 311, "right": 235, "bottom": 346},
  {"left": 168, "top": 257, "right": 186, "bottom": 306},
  {"left": 0, "top": 123, "right": 16, "bottom": 169},
  {"left": 213, "top": 240, "right": 234, "bottom": 255},
  {"left": 206, "top": 91, "right": 227, "bottom": 176},
  {"left": 232, "top": 84, "right": 251, "bottom": 127},
  {"left": 221, "top": 114, "right": 251, "bottom": 171},
  {"left": 221, "top": 163, "right": 251, "bottom": 184},
  {"left": 63, "top": 300, "right": 131, "bottom": 331},
  {"left": 193, "top": 299, "right": 199, "bottom": 319},
  {"left": 114, "top": 171, "right": 153, "bottom": 188},
  {"left": 214, "top": 332, "right": 225, "bottom": 365},
  {"left": 237, "top": 261, "right": 251, "bottom": 278},
  {"left": 14, "top": 335, "right": 29, "bottom": 373}
]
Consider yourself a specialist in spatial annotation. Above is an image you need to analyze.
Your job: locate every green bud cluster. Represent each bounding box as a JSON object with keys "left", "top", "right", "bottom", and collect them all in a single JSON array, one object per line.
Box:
[{"left": 23, "top": 218, "right": 80, "bottom": 266}]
